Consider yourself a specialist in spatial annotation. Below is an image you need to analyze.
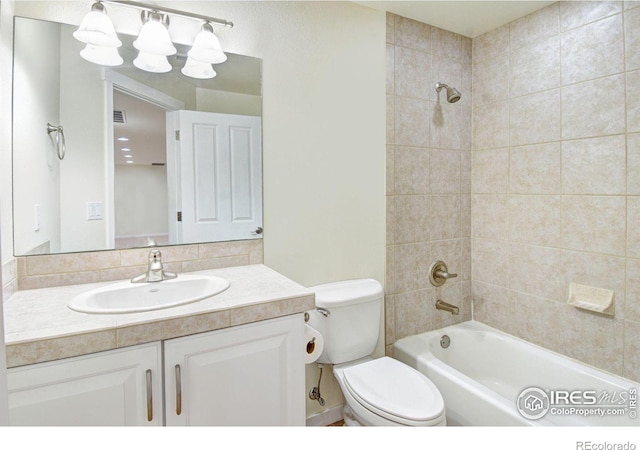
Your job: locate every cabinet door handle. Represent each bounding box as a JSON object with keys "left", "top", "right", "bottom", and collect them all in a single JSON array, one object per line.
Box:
[
  {"left": 146, "top": 369, "right": 153, "bottom": 422},
  {"left": 175, "top": 364, "right": 182, "bottom": 416}
]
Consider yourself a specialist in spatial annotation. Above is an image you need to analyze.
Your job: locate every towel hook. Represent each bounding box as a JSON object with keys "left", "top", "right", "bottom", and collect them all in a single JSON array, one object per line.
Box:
[{"left": 47, "top": 123, "right": 66, "bottom": 160}]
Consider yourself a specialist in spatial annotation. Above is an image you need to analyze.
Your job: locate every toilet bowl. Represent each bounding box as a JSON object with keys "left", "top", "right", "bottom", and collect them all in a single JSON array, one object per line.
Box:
[
  {"left": 334, "top": 357, "right": 446, "bottom": 426},
  {"left": 307, "top": 279, "right": 446, "bottom": 426}
]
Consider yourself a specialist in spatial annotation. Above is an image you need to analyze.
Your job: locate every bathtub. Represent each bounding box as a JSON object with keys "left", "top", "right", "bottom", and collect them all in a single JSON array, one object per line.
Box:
[{"left": 393, "top": 321, "right": 639, "bottom": 426}]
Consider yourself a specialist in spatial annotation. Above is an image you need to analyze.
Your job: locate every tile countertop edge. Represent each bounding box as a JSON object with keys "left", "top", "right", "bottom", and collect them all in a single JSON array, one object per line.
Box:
[{"left": 3, "top": 264, "right": 316, "bottom": 368}]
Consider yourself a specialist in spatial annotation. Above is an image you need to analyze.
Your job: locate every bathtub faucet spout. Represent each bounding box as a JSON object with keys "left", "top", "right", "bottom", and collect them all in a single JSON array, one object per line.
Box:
[{"left": 436, "top": 299, "right": 459, "bottom": 315}]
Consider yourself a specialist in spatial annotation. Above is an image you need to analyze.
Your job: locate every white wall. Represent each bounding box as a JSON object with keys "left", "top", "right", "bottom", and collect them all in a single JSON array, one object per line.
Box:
[
  {"left": 114, "top": 165, "right": 168, "bottom": 238},
  {"left": 196, "top": 88, "right": 261, "bottom": 116},
  {"left": 12, "top": 18, "right": 62, "bottom": 255},
  {"left": 2, "top": 0, "right": 387, "bottom": 420},
  {"left": 58, "top": 27, "right": 110, "bottom": 253}
]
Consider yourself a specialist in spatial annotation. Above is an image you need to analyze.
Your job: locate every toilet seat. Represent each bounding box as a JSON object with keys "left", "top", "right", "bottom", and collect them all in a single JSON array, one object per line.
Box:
[{"left": 341, "top": 357, "right": 445, "bottom": 426}]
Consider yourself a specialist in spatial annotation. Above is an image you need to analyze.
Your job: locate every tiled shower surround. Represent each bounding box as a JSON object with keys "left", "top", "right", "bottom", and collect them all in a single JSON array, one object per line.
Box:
[
  {"left": 387, "top": 1, "right": 640, "bottom": 382},
  {"left": 385, "top": 15, "right": 473, "bottom": 348}
]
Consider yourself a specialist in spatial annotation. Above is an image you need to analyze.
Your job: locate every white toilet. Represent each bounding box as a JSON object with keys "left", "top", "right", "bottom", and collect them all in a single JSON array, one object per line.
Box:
[{"left": 307, "top": 279, "right": 446, "bottom": 426}]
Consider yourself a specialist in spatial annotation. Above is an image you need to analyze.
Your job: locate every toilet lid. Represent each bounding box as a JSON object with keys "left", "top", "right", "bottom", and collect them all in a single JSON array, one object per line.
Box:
[{"left": 342, "top": 357, "right": 445, "bottom": 424}]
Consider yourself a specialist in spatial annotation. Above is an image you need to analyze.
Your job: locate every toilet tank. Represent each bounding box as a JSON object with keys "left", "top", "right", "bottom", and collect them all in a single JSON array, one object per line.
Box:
[{"left": 307, "top": 279, "right": 383, "bottom": 365}]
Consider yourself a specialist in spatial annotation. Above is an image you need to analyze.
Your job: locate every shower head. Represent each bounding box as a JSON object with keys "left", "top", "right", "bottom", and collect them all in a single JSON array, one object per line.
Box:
[{"left": 435, "top": 82, "right": 461, "bottom": 103}]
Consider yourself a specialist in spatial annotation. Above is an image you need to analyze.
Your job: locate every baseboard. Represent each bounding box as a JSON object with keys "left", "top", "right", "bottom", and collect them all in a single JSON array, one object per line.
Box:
[{"left": 306, "top": 404, "right": 344, "bottom": 426}]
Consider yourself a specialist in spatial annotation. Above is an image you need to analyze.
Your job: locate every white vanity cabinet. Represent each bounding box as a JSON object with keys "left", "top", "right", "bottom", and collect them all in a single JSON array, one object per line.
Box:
[
  {"left": 6, "top": 314, "right": 305, "bottom": 426},
  {"left": 7, "top": 342, "right": 163, "bottom": 426},
  {"left": 164, "top": 314, "right": 305, "bottom": 426}
]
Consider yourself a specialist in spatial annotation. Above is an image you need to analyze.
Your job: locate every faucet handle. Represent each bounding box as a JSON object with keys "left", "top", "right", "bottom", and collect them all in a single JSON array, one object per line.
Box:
[{"left": 429, "top": 260, "right": 457, "bottom": 287}]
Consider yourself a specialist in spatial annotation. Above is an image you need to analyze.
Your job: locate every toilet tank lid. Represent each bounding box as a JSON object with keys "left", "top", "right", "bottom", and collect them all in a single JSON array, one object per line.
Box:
[{"left": 310, "top": 279, "right": 383, "bottom": 308}]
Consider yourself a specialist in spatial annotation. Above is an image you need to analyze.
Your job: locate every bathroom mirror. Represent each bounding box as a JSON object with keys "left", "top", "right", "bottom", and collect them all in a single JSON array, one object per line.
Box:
[{"left": 12, "top": 16, "right": 263, "bottom": 256}]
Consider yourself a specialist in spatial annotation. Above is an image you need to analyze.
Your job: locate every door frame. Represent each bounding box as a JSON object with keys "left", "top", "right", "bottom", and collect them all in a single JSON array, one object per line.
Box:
[{"left": 104, "top": 70, "right": 185, "bottom": 248}]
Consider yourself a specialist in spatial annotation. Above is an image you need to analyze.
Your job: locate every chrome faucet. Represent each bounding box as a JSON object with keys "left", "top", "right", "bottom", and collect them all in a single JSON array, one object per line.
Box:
[{"left": 131, "top": 249, "right": 177, "bottom": 283}]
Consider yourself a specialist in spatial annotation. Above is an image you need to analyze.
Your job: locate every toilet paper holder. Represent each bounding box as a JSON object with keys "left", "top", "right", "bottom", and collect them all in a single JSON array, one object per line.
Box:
[{"left": 304, "top": 307, "right": 331, "bottom": 322}]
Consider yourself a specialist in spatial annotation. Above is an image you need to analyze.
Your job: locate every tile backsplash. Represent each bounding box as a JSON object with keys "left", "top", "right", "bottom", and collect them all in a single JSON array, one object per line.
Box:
[{"left": 2, "top": 239, "right": 263, "bottom": 299}]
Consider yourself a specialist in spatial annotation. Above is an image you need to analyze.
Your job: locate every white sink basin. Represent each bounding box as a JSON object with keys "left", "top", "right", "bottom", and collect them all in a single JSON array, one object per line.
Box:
[{"left": 68, "top": 274, "right": 230, "bottom": 314}]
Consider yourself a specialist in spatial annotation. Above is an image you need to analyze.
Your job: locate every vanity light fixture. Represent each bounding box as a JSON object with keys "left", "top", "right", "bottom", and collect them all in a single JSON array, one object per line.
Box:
[
  {"left": 124, "top": 154, "right": 133, "bottom": 158},
  {"left": 74, "top": 1, "right": 233, "bottom": 78},
  {"left": 117, "top": 136, "right": 129, "bottom": 141},
  {"left": 121, "top": 147, "right": 131, "bottom": 151}
]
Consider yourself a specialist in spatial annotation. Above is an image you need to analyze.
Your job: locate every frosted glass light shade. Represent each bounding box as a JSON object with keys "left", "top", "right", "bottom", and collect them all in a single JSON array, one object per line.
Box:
[
  {"left": 80, "top": 44, "right": 123, "bottom": 66},
  {"left": 73, "top": 9, "right": 122, "bottom": 47},
  {"left": 133, "top": 20, "right": 176, "bottom": 56},
  {"left": 181, "top": 57, "right": 216, "bottom": 79},
  {"left": 187, "top": 25, "right": 227, "bottom": 64},
  {"left": 133, "top": 51, "right": 172, "bottom": 73}
]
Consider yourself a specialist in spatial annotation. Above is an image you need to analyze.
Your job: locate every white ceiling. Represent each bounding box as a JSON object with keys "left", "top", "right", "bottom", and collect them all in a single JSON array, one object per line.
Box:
[{"left": 354, "top": 1, "right": 556, "bottom": 37}]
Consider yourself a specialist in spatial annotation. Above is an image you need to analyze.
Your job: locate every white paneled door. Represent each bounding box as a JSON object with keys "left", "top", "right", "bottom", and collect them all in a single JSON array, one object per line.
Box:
[{"left": 166, "top": 111, "right": 262, "bottom": 244}]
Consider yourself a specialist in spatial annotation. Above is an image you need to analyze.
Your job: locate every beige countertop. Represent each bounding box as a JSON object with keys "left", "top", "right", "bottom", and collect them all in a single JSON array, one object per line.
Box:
[{"left": 3, "top": 264, "right": 315, "bottom": 368}]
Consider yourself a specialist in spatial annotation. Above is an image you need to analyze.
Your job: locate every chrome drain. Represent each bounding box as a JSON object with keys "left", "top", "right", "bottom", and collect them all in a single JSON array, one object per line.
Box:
[{"left": 440, "top": 334, "right": 451, "bottom": 349}]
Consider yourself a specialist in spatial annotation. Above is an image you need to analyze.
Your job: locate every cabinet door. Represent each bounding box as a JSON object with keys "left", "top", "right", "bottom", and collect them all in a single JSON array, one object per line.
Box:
[
  {"left": 7, "top": 343, "right": 162, "bottom": 426},
  {"left": 164, "top": 315, "right": 305, "bottom": 426}
]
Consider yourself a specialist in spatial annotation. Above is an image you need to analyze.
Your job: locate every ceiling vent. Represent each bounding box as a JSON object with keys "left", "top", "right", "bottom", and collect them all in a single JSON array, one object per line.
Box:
[{"left": 113, "top": 110, "right": 127, "bottom": 124}]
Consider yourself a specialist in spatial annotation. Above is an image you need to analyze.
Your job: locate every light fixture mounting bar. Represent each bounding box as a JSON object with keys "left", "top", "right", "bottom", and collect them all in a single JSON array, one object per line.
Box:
[{"left": 101, "top": 0, "right": 234, "bottom": 28}]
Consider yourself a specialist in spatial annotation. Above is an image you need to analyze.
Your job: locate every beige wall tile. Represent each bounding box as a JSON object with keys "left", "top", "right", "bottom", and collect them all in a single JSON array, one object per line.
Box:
[
  {"left": 394, "top": 15, "right": 431, "bottom": 52},
  {"left": 510, "top": 89, "right": 561, "bottom": 146},
  {"left": 393, "top": 242, "right": 432, "bottom": 293},
  {"left": 181, "top": 255, "right": 249, "bottom": 273},
  {"left": 628, "top": 70, "right": 640, "bottom": 133},
  {"left": 561, "top": 196, "right": 626, "bottom": 255},
  {"left": 562, "top": 75, "right": 626, "bottom": 140},
  {"left": 560, "top": 1, "right": 623, "bottom": 31},
  {"left": 386, "top": 94, "right": 395, "bottom": 144},
  {"left": 430, "top": 195, "right": 461, "bottom": 241},
  {"left": 509, "top": 143, "right": 561, "bottom": 194},
  {"left": 510, "top": 36, "right": 560, "bottom": 98},
  {"left": 509, "top": 3, "right": 560, "bottom": 50},
  {"left": 472, "top": 148, "right": 509, "bottom": 194},
  {"left": 25, "top": 251, "right": 121, "bottom": 276},
  {"left": 394, "top": 146, "right": 430, "bottom": 194},
  {"left": 624, "top": 319, "right": 640, "bottom": 381},
  {"left": 629, "top": 134, "right": 640, "bottom": 194},
  {"left": 626, "top": 8, "right": 640, "bottom": 71},
  {"left": 626, "top": 258, "right": 640, "bottom": 322},
  {"left": 432, "top": 27, "right": 464, "bottom": 60},
  {"left": 394, "top": 96, "right": 431, "bottom": 147},
  {"left": 472, "top": 24, "right": 509, "bottom": 61},
  {"left": 627, "top": 197, "right": 640, "bottom": 258},
  {"left": 386, "top": 44, "right": 395, "bottom": 95},
  {"left": 394, "top": 288, "right": 434, "bottom": 340},
  {"left": 471, "top": 238, "right": 510, "bottom": 287},
  {"left": 430, "top": 149, "right": 460, "bottom": 194},
  {"left": 472, "top": 53, "right": 509, "bottom": 106},
  {"left": 471, "top": 194, "right": 508, "bottom": 239},
  {"left": 473, "top": 101, "right": 509, "bottom": 150},
  {"left": 431, "top": 103, "right": 471, "bottom": 149},
  {"left": 394, "top": 46, "right": 432, "bottom": 100},
  {"left": 509, "top": 195, "right": 561, "bottom": 247},
  {"left": 561, "top": 14, "right": 624, "bottom": 84},
  {"left": 386, "top": 145, "right": 395, "bottom": 195},
  {"left": 508, "top": 243, "right": 563, "bottom": 301},
  {"left": 562, "top": 135, "right": 626, "bottom": 194},
  {"left": 393, "top": 195, "right": 431, "bottom": 244},
  {"left": 385, "top": 294, "right": 396, "bottom": 345},
  {"left": 472, "top": 281, "right": 511, "bottom": 329},
  {"left": 386, "top": 12, "right": 395, "bottom": 44}
]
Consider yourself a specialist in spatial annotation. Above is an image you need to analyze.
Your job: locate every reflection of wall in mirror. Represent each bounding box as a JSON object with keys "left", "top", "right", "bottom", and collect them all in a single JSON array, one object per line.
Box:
[
  {"left": 12, "top": 18, "right": 61, "bottom": 255},
  {"left": 58, "top": 24, "right": 109, "bottom": 253},
  {"left": 114, "top": 165, "right": 168, "bottom": 249}
]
